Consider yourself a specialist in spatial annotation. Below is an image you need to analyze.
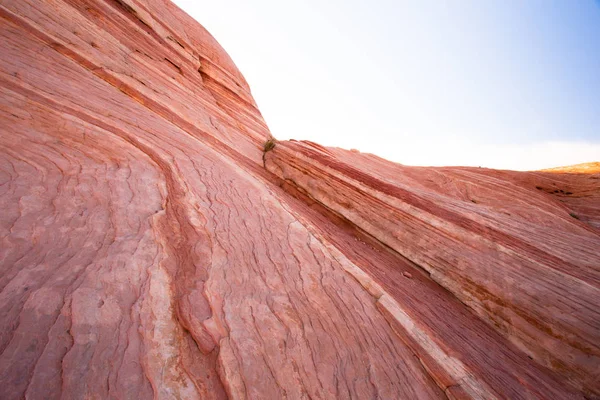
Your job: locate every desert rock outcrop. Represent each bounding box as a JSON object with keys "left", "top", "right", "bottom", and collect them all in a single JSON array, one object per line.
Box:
[{"left": 1, "top": 0, "right": 598, "bottom": 399}]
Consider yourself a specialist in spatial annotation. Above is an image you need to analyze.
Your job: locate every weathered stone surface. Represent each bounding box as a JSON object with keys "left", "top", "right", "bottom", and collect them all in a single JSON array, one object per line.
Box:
[
  {"left": 266, "top": 142, "right": 600, "bottom": 397},
  {"left": 0, "top": 0, "right": 598, "bottom": 399}
]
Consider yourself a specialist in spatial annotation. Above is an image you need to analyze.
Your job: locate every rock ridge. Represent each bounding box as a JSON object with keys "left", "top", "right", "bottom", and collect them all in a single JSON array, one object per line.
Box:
[{"left": 265, "top": 141, "right": 600, "bottom": 397}]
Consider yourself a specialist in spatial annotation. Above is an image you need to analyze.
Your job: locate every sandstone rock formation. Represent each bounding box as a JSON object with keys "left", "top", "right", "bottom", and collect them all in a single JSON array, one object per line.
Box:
[{"left": 0, "top": 0, "right": 598, "bottom": 399}]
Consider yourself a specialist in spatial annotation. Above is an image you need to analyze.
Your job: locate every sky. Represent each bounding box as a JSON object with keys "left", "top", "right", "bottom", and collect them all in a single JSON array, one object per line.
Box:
[{"left": 174, "top": 0, "right": 600, "bottom": 170}]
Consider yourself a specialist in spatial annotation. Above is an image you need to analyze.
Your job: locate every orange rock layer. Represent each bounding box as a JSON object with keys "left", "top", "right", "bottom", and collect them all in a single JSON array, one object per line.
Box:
[{"left": 0, "top": 1, "right": 598, "bottom": 399}]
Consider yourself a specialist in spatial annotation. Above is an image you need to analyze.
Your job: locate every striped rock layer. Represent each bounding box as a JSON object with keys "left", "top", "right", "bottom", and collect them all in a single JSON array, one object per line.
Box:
[{"left": 0, "top": 0, "right": 598, "bottom": 399}]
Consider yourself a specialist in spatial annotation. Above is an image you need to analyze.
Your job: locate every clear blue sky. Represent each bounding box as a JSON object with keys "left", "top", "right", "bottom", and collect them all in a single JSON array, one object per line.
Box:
[{"left": 174, "top": 0, "right": 600, "bottom": 170}]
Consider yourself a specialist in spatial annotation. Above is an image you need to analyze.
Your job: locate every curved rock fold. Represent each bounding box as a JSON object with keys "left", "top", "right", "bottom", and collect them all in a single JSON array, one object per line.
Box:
[{"left": 0, "top": 1, "right": 598, "bottom": 399}]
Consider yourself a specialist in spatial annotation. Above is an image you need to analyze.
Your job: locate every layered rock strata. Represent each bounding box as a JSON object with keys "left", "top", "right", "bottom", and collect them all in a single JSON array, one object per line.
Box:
[
  {"left": 0, "top": 0, "right": 598, "bottom": 399},
  {"left": 265, "top": 142, "right": 600, "bottom": 397}
]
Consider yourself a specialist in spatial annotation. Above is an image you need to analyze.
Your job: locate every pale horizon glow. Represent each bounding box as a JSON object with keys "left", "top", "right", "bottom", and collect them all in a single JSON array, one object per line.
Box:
[{"left": 174, "top": 0, "right": 600, "bottom": 171}]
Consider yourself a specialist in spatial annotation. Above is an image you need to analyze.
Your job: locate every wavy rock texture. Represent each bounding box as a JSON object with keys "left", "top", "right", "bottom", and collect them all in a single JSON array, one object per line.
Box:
[
  {"left": 266, "top": 143, "right": 600, "bottom": 398},
  {"left": 0, "top": 0, "right": 598, "bottom": 399}
]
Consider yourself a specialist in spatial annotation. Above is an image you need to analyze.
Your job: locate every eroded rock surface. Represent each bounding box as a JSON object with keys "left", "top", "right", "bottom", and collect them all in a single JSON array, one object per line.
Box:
[
  {"left": 266, "top": 142, "right": 600, "bottom": 398},
  {"left": 0, "top": 0, "right": 598, "bottom": 399}
]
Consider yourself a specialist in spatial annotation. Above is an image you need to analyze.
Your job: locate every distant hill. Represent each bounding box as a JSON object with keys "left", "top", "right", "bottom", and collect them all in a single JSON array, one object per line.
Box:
[{"left": 541, "top": 161, "right": 600, "bottom": 173}]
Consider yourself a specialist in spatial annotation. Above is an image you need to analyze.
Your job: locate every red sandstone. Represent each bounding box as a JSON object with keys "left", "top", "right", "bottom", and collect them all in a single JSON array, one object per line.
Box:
[{"left": 0, "top": 1, "right": 598, "bottom": 399}]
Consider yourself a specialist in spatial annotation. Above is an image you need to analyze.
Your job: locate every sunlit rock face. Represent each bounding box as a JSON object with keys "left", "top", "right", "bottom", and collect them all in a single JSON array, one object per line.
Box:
[{"left": 0, "top": 1, "right": 598, "bottom": 399}]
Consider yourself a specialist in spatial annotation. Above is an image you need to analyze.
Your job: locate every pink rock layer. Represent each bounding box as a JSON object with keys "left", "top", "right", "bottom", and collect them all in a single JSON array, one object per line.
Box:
[
  {"left": 266, "top": 142, "right": 600, "bottom": 398},
  {"left": 0, "top": 0, "right": 597, "bottom": 399}
]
